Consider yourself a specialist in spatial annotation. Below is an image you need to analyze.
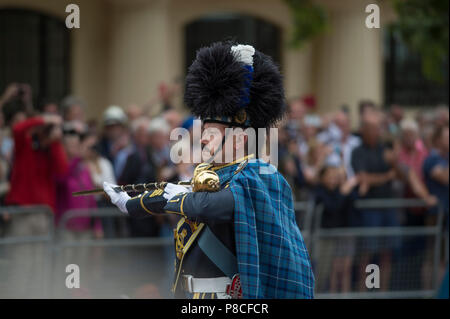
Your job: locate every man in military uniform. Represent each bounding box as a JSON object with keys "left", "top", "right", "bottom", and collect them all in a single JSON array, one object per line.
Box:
[{"left": 103, "top": 42, "right": 315, "bottom": 299}]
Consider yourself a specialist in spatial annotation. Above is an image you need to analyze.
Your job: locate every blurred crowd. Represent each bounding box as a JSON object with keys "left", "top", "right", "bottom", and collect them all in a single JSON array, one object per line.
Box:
[
  {"left": 279, "top": 97, "right": 448, "bottom": 215},
  {"left": 0, "top": 81, "right": 194, "bottom": 241},
  {"left": 0, "top": 82, "right": 448, "bottom": 294},
  {"left": 278, "top": 97, "right": 448, "bottom": 293}
]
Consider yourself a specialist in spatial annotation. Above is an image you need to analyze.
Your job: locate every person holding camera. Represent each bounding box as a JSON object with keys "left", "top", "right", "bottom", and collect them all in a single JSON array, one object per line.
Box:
[
  {"left": 1, "top": 110, "right": 68, "bottom": 297},
  {"left": 5, "top": 114, "right": 68, "bottom": 222}
]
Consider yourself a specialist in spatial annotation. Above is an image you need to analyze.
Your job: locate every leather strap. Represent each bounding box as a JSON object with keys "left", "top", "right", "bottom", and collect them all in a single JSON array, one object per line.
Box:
[{"left": 197, "top": 226, "right": 238, "bottom": 278}]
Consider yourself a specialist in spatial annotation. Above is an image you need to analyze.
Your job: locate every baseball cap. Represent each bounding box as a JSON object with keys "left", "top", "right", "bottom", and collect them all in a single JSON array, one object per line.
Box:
[{"left": 103, "top": 105, "right": 128, "bottom": 126}]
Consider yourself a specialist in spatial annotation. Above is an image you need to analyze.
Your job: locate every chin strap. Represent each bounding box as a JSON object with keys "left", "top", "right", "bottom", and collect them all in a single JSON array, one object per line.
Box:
[{"left": 204, "top": 126, "right": 233, "bottom": 164}]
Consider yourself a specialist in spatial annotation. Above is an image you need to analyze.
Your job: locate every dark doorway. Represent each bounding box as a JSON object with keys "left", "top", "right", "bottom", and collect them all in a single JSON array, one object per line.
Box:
[
  {"left": 0, "top": 8, "right": 70, "bottom": 110},
  {"left": 184, "top": 13, "right": 282, "bottom": 72}
]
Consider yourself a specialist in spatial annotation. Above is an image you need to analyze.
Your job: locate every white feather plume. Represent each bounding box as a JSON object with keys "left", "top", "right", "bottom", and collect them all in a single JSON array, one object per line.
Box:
[{"left": 231, "top": 44, "right": 255, "bottom": 66}]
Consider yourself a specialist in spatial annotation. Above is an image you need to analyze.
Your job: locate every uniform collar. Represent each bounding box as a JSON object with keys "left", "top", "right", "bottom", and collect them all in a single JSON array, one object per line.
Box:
[{"left": 211, "top": 154, "right": 254, "bottom": 172}]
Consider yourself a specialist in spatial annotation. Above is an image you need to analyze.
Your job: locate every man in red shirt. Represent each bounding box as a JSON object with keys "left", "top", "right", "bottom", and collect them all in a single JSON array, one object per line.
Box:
[
  {"left": 4, "top": 114, "right": 68, "bottom": 298},
  {"left": 6, "top": 114, "right": 68, "bottom": 212}
]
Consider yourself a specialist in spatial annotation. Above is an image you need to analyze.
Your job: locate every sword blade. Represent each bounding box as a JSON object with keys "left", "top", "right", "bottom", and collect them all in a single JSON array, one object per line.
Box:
[
  {"left": 72, "top": 188, "right": 106, "bottom": 196},
  {"left": 72, "top": 180, "right": 192, "bottom": 197}
]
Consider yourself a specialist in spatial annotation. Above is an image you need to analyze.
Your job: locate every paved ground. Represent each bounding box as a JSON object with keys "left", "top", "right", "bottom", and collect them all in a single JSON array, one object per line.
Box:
[{"left": 0, "top": 243, "right": 172, "bottom": 298}]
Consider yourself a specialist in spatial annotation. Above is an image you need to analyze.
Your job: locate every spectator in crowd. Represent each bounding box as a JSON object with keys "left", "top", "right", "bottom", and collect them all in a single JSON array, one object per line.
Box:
[
  {"left": 314, "top": 156, "right": 359, "bottom": 293},
  {"left": 0, "top": 112, "right": 13, "bottom": 165},
  {"left": 148, "top": 117, "right": 176, "bottom": 182},
  {"left": 302, "top": 138, "right": 331, "bottom": 186},
  {"left": 0, "top": 143, "right": 10, "bottom": 235},
  {"left": 0, "top": 113, "right": 11, "bottom": 235},
  {"left": 386, "top": 119, "right": 438, "bottom": 289},
  {"left": 351, "top": 110, "right": 399, "bottom": 291},
  {"left": 277, "top": 98, "right": 310, "bottom": 198},
  {"left": 82, "top": 131, "right": 118, "bottom": 238},
  {"left": 421, "top": 125, "right": 449, "bottom": 290},
  {"left": 278, "top": 125, "right": 306, "bottom": 200},
  {"left": 423, "top": 125, "right": 449, "bottom": 217},
  {"left": 98, "top": 105, "right": 132, "bottom": 178},
  {"left": 386, "top": 104, "right": 405, "bottom": 137},
  {"left": 96, "top": 105, "right": 132, "bottom": 237},
  {"left": 299, "top": 114, "right": 332, "bottom": 186},
  {"left": 119, "top": 116, "right": 159, "bottom": 237},
  {"left": 55, "top": 121, "right": 102, "bottom": 240},
  {"left": 392, "top": 118, "right": 437, "bottom": 202},
  {"left": 0, "top": 83, "right": 33, "bottom": 165},
  {"left": 318, "top": 110, "right": 362, "bottom": 179},
  {"left": 0, "top": 110, "right": 12, "bottom": 199},
  {"left": 60, "top": 95, "right": 86, "bottom": 122},
  {"left": 6, "top": 114, "right": 68, "bottom": 213},
  {"left": 434, "top": 105, "right": 449, "bottom": 128},
  {"left": 119, "top": 117, "right": 156, "bottom": 185},
  {"left": 0, "top": 83, "right": 34, "bottom": 116},
  {"left": 287, "top": 96, "right": 308, "bottom": 125},
  {"left": 298, "top": 114, "right": 323, "bottom": 159},
  {"left": 0, "top": 150, "right": 9, "bottom": 199},
  {"left": 3, "top": 112, "right": 69, "bottom": 298},
  {"left": 40, "top": 98, "right": 60, "bottom": 115},
  {"left": 395, "top": 119, "right": 437, "bottom": 207},
  {"left": 83, "top": 132, "right": 117, "bottom": 189},
  {"left": 158, "top": 81, "right": 180, "bottom": 112},
  {"left": 398, "top": 119, "right": 429, "bottom": 181},
  {"left": 283, "top": 99, "right": 302, "bottom": 147},
  {"left": 415, "top": 110, "right": 436, "bottom": 151},
  {"left": 357, "top": 100, "right": 377, "bottom": 128}
]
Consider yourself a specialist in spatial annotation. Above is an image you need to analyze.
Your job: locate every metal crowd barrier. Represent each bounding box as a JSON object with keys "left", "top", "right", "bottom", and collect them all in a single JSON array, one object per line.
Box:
[
  {"left": 56, "top": 207, "right": 173, "bottom": 247},
  {"left": 311, "top": 198, "right": 446, "bottom": 299},
  {"left": 294, "top": 199, "right": 315, "bottom": 251},
  {"left": 0, "top": 205, "right": 54, "bottom": 245},
  {"left": 0, "top": 199, "right": 447, "bottom": 299},
  {"left": 0, "top": 205, "right": 54, "bottom": 298},
  {"left": 55, "top": 207, "right": 174, "bottom": 299}
]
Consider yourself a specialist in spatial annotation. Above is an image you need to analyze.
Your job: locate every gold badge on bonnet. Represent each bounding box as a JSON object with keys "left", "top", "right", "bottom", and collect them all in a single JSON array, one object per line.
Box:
[{"left": 234, "top": 109, "right": 247, "bottom": 125}]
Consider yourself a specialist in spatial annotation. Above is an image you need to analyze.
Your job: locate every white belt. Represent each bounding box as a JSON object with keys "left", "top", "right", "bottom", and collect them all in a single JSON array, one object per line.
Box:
[{"left": 182, "top": 275, "right": 231, "bottom": 293}]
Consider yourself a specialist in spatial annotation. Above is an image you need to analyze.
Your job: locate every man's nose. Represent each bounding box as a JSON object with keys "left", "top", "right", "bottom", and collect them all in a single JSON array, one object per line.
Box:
[{"left": 201, "top": 133, "right": 211, "bottom": 146}]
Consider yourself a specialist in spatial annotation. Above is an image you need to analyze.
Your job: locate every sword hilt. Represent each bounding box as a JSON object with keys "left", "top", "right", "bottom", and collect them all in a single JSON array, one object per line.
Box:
[{"left": 114, "top": 182, "right": 168, "bottom": 193}]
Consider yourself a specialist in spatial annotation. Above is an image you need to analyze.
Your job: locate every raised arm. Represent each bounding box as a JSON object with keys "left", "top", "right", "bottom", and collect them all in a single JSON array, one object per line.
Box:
[{"left": 103, "top": 182, "right": 235, "bottom": 223}]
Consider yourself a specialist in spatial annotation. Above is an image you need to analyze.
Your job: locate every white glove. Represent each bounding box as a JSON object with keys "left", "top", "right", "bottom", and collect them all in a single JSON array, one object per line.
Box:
[
  {"left": 103, "top": 182, "right": 130, "bottom": 214},
  {"left": 163, "top": 183, "right": 191, "bottom": 201}
]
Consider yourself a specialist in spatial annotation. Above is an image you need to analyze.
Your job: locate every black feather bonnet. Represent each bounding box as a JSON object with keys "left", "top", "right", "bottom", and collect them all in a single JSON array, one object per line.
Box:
[{"left": 184, "top": 41, "right": 286, "bottom": 129}]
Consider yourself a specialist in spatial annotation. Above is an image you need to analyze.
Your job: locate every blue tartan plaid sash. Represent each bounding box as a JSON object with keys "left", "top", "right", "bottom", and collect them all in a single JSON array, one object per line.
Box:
[{"left": 214, "top": 158, "right": 315, "bottom": 298}]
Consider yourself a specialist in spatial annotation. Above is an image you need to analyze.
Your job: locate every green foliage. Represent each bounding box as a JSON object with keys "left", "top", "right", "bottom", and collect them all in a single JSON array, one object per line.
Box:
[
  {"left": 284, "top": 0, "right": 328, "bottom": 48},
  {"left": 390, "top": 0, "right": 449, "bottom": 83}
]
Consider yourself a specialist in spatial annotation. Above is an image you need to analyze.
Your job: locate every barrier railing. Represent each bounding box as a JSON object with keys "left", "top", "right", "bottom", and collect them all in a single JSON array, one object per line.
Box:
[
  {"left": 56, "top": 207, "right": 173, "bottom": 247},
  {"left": 0, "top": 205, "right": 54, "bottom": 298},
  {"left": 0, "top": 205, "right": 54, "bottom": 245},
  {"left": 0, "top": 199, "right": 447, "bottom": 299},
  {"left": 54, "top": 207, "right": 174, "bottom": 299},
  {"left": 311, "top": 198, "right": 446, "bottom": 299},
  {"left": 294, "top": 199, "right": 315, "bottom": 251}
]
